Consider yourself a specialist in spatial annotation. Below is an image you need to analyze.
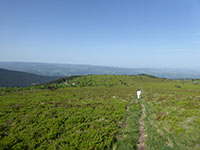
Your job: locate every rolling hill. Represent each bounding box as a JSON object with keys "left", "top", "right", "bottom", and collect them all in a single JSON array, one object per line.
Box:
[
  {"left": 0, "top": 75, "right": 200, "bottom": 149},
  {"left": 0, "top": 61, "right": 200, "bottom": 79},
  {"left": 0, "top": 68, "right": 60, "bottom": 87}
]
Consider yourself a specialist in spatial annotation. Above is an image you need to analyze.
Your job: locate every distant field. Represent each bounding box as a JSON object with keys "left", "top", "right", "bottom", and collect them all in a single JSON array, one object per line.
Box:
[{"left": 0, "top": 75, "right": 200, "bottom": 150}]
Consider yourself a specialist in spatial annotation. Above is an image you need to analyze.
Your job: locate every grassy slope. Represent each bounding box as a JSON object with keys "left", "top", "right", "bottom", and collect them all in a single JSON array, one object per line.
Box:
[
  {"left": 0, "top": 75, "right": 143, "bottom": 150},
  {"left": 0, "top": 75, "right": 200, "bottom": 150},
  {"left": 142, "top": 79, "right": 200, "bottom": 150}
]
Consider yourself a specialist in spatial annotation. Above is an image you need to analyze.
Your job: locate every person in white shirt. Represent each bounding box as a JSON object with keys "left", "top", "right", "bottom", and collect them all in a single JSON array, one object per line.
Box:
[{"left": 137, "top": 89, "right": 142, "bottom": 99}]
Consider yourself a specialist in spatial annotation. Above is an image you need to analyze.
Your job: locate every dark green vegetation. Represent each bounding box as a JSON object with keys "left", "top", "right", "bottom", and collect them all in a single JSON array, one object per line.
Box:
[
  {"left": 141, "top": 79, "right": 200, "bottom": 150},
  {"left": 0, "top": 75, "right": 200, "bottom": 150},
  {"left": 0, "top": 68, "right": 60, "bottom": 87},
  {"left": 1, "top": 61, "right": 200, "bottom": 78},
  {"left": 0, "top": 75, "right": 141, "bottom": 150}
]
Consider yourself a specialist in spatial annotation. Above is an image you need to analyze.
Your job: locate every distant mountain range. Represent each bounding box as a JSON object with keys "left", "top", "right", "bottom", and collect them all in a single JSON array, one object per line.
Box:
[
  {"left": 0, "top": 68, "right": 60, "bottom": 87},
  {"left": 0, "top": 61, "right": 200, "bottom": 79}
]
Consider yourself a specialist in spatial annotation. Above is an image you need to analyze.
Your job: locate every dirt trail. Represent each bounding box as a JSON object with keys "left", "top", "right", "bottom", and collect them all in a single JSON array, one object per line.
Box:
[{"left": 137, "top": 103, "right": 146, "bottom": 150}]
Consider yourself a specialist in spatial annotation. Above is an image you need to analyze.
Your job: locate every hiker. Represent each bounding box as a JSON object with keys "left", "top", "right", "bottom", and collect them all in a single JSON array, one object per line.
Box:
[{"left": 137, "top": 89, "right": 142, "bottom": 99}]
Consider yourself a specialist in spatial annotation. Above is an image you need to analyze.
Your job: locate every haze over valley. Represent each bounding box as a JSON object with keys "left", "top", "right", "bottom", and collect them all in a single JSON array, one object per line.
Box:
[{"left": 1, "top": 62, "right": 200, "bottom": 80}]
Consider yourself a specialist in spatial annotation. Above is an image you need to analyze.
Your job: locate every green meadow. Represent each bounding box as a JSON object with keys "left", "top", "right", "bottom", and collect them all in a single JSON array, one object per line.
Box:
[{"left": 0, "top": 75, "right": 200, "bottom": 150}]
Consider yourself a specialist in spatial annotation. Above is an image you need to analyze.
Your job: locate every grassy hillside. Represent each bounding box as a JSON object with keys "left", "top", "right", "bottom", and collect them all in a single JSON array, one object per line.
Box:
[
  {"left": 142, "top": 80, "right": 200, "bottom": 150},
  {"left": 0, "top": 68, "right": 60, "bottom": 88},
  {"left": 0, "top": 75, "right": 200, "bottom": 150}
]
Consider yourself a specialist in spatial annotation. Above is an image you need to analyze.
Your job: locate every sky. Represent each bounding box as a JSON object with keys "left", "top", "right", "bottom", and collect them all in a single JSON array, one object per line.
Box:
[{"left": 0, "top": 0, "right": 200, "bottom": 69}]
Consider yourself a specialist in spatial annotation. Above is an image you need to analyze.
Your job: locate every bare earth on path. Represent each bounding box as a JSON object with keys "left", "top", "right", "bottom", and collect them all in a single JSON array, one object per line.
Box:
[{"left": 137, "top": 102, "right": 146, "bottom": 150}]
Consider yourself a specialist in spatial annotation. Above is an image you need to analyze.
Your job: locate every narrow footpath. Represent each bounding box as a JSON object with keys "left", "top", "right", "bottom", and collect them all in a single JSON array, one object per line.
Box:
[{"left": 137, "top": 102, "right": 146, "bottom": 150}]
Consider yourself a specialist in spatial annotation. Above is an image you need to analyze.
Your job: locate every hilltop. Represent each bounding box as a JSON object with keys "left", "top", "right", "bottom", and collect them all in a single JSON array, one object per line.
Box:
[{"left": 0, "top": 75, "right": 200, "bottom": 149}]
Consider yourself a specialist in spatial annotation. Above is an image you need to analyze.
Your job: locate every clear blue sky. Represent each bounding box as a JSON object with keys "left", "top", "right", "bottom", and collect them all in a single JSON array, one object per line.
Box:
[{"left": 0, "top": 0, "right": 200, "bottom": 69}]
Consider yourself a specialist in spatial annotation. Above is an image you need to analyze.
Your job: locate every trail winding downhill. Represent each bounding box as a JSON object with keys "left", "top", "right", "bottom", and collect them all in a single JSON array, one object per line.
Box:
[{"left": 137, "top": 101, "right": 146, "bottom": 150}]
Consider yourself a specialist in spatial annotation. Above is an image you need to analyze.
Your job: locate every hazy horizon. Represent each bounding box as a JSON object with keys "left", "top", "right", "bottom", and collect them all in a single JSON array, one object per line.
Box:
[
  {"left": 1, "top": 0, "right": 200, "bottom": 69},
  {"left": 1, "top": 61, "right": 200, "bottom": 72}
]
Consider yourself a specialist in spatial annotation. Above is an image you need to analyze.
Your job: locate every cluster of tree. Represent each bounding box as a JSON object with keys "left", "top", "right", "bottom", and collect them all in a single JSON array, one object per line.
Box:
[{"left": 0, "top": 68, "right": 60, "bottom": 88}]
